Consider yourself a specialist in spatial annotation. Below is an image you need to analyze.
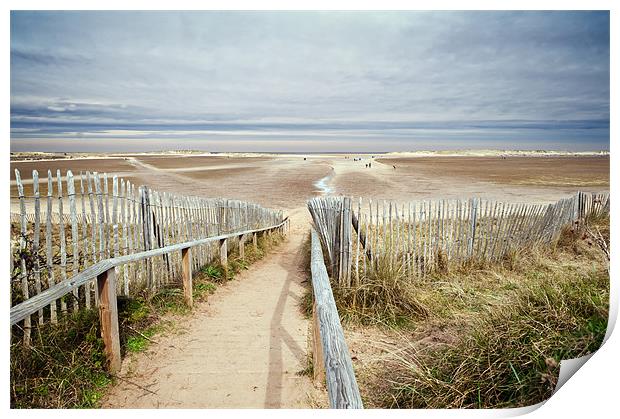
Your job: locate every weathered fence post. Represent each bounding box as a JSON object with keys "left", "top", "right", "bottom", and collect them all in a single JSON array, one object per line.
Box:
[
  {"left": 181, "top": 247, "right": 193, "bottom": 308},
  {"left": 239, "top": 234, "right": 245, "bottom": 260},
  {"left": 253, "top": 232, "right": 258, "bottom": 251},
  {"left": 140, "top": 186, "right": 154, "bottom": 290},
  {"left": 97, "top": 268, "right": 121, "bottom": 373},
  {"left": 220, "top": 238, "right": 228, "bottom": 275},
  {"left": 341, "top": 197, "right": 352, "bottom": 286},
  {"left": 468, "top": 198, "right": 478, "bottom": 258},
  {"left": 15, "top": 169, "right": 31, "bottom": 346}
]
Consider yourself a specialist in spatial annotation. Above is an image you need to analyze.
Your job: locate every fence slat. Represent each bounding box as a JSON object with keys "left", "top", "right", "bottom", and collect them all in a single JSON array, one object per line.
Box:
[
  {"left": 56, "top": 170, "right": 68, "bottom": 315},
  {"left": 67, "top": 171, "right": 80, "bottom": 311},
  {"left": 32, "top": 171, "right": 43, "bottom": 324},
  {"left": 15, "top": 170, "right": 31, "bottom": 345},
  {"left": 80, "top": 172, "right": 91, "bottom": 309}
]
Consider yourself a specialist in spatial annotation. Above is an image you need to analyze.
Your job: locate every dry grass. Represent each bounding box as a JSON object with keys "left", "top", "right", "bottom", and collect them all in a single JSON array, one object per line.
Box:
[
  {"left": 350, "top": 215, "right": 609, "bottom": 408},
  {"left": 334, "top": 254, "right": 429, "bottom": 326}
]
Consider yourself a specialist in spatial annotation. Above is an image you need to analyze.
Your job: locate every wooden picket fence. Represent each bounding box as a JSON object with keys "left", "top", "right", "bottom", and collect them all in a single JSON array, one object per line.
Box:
[
  {"left": 308, "top": 191, "right": 610, "bottom": 286},
  {"left": 11, "top": 168, "right": 285, "bottom": 344}
]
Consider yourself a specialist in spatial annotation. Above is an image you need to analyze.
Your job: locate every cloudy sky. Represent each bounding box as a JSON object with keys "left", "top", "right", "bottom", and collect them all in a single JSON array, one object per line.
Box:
[{"left": 10, "top": 11, "right": 609, "bottom": 152}]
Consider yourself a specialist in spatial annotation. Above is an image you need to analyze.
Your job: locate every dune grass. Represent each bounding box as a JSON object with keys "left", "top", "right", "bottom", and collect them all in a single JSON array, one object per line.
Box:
[{"left": 344, "top": 215, "right": 609, "bottom": 408}]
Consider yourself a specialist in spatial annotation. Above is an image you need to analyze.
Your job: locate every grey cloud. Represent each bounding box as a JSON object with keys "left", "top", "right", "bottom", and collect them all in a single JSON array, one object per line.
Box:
[{"left": 10, "top": 11, "right": 609, "bottom": 151}]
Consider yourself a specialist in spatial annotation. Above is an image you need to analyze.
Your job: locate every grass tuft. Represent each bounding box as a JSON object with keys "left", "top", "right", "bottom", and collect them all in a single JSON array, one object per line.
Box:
[{"left": 333, "top": 253, "right": 429, "bottom": 327}]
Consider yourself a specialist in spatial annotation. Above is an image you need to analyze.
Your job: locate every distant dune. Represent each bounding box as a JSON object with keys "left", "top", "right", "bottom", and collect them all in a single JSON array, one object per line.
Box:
[{"left": 384, "top": 149, "right": 609, "bottom": 158}]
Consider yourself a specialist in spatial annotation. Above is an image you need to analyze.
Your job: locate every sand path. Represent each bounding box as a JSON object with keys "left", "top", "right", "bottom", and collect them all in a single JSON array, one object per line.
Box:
[{"left": 101, "top": 208, "right": 319, "bottom": 408}]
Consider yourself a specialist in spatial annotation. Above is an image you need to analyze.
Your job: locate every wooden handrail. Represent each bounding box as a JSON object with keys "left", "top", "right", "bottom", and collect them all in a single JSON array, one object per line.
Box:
[
  {"left": 310, "top": 229, "right": 363, "bottom": 409},
  {"left": 11, "top": 216, "right": 289, "bottom": 326}
]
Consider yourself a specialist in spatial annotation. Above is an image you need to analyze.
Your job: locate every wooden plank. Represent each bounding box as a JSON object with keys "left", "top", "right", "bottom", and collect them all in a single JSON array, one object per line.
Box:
[
  {"left": 164, "top": 192, "right": 175, "bottom": 280},
  {"left": 422, "top": 201, "right": 428, "bottom": 275},
  {"left": 342, "top": 197, "right": 352, "bottom": 286},
  {"left": 474, "top": 200, "right": 486, "bottom": 257},
  {"left": 182, "top": 247, "right": 193, "bottom": 308},
  {"left": 239, "top": 232, "right": 246, "bottom": 260},
  {"left": 32, "top": 171, "right": 43, "bottom": 324},
  {"left": 354, "top": 198, "right": 361, "bottom": 286},
  {"left": 367, "top": 199, "right": 373, "bottom": 270},
  {"left": 388, "top": 200, "right": 394, "bottom": 266},
  {"left": 220, "top": 238, "right": 228, "bottom": 276},
  {"left": 312, "top": 298, "right": 326, "bottom": 385},
  {"left": 310, "top": 229, "right": 363, "bottom": 409},
  {"left": 112, "top": 176, "right": 120, "bottom": 281},
  {"left": 120, "top": 179, "right": 129, "bottom": 296},
  {"left": 128, "top": 182, "right": 137, "bottom": 291},
  {"left": 103, "top": 174, "right": 111, "bottom": 258},
  {"left": 412, "top": 202, "right": 418, "bottom": 276},
  {"left": 15, "top": 170, "right": 31, "bottom": 345},
  {"left": 87, "top": 172, "right": 97, "bottom": 263},
  {"left": 140, "top": 186, "right": 153, "bottom": 290},
  {"left": 97, "top": 268, "right": 121, "bottom": 373},
  {"left": 66, "top": 171, "right": 80, "bottom": 311},
  {"left": 57, "top": 170, "right": 68, "bottom": 315},
  {"left": 427, "top": 200, "right": 433, "bottom": 272},
  {"left": 46, "top": 171, "right": 57, "bottom": 324},
  {"left": 454, "top": 200, "right": 460, "bottom": 266},
  {"left": 94, "top": 173, "right": 105, "bottom": 262},
  {"left": 363, "top": 212, "right": 368, "bottom": 275},
  {"left": 80, "top": 172, "right": 91, "bottom": 309},
  {"left": 467, "top": 198, "right": 478, "bottom": 258},
  {"left": 489, "top": 202, "right": 506, "bottom": 261}
]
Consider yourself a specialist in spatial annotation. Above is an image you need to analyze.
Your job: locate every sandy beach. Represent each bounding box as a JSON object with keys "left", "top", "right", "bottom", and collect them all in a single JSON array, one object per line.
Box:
[{"left": 10, "top": 152, "right": 609, "bottom": 213}]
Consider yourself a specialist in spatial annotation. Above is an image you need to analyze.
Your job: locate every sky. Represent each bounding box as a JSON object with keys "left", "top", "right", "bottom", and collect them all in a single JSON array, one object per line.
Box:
[{"left": 10, "top": 11, "right": 610, "bottom": 152}]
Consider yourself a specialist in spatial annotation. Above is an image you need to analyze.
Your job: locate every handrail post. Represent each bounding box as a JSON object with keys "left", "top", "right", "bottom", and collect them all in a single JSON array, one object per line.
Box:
[
  {"left": 97, "top": 267, "right": 121, "bottom": 373},
  {"left": 220, "top": 238, "right": 228, "bottom": 276},
  {"left": 182, "top": 247, "right": 193, "bottom": 308},
  {"left": 253, "top": 232, "right": 258, "bottom": 251},
  {"left": 239, "top": 234, "right": 245, "bottom": 260}
]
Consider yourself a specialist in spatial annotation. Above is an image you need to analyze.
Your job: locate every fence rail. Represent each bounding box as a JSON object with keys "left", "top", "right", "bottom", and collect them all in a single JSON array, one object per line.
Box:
[
  {"left": 309, "top": 191, "right": 609, "bottom": 286},
  {"left": 310, "top": 229, "right": 363, "bottom": 409},
  {"left": 11, "top": 168, "right": 285, "bottom": 345}
]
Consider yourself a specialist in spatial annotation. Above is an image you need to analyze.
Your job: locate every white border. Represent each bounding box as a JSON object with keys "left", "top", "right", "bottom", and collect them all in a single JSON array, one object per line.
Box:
[{"left": 2, "top": 2, "right": 616, "bottom": 418}]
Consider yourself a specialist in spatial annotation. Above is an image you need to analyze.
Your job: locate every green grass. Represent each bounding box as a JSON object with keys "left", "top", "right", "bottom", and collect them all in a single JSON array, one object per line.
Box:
[
  {"left": 125, "top": 325, "right": 162, "bottom": 353},
  {"left": 10, "top": 309, "right": 110, "bottom": 408},
  {"left": 201, "top": 265, "right": 224, "bottom": 281}
]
